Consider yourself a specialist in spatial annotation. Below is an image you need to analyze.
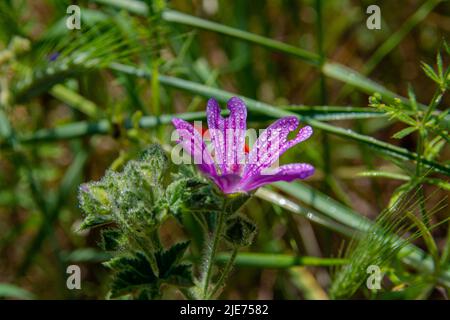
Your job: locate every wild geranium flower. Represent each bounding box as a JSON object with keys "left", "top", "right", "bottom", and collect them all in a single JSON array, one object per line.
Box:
[{"left": 172, "top": 97, "right": 314, "bottom": 194}]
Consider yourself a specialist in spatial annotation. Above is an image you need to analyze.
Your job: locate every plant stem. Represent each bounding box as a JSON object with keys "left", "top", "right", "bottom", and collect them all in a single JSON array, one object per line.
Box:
[
  {"left": 110, "top": 64, "right": 450, "bottom": 176},
  {"left": 209, "top": 247, "right": 238, "bottom": 299},
  {"left": 162, "top": 10, "right": 320, "bottom": 65},
  {"left": 201, "top": 208, "right": 225, "bottom": 299},
  {"left": 415, "top": 89, "right": 443, "bottom": 227},
  {"left": 416, "top": 128, "right": 430, "bottom": 227}
]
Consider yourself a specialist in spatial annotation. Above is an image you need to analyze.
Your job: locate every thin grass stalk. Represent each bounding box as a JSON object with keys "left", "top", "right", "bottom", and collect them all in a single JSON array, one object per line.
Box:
[{"left": 216, "top": 252, "right": 348, "bottom": 268}]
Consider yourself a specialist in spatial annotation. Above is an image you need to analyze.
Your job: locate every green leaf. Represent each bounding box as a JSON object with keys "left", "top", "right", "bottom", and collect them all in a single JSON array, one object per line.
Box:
[
  {"left": 156, "top": 241, "right": 190, "bottom": 277},
  {"left": 164, "top": 264, "right": 194, "bottom": 287},
  {"left": 106, "top": 252, "right": 159, "bottom": 298},
  {"left": 106, "top": 243, "right": 193, "bottom": 299},
  {"left": 407, "top": 85, "right": 418, "bottom": 111},
  {"left": 78, "top": 182, "right": 113, "bottom": 216},
  {"left": 421, "top": 62, "right": 440, "bottom": 84},
  {"left": 50, "top": 84, "right": 102, "bottom": 118},
  {"left": 79, "top": 213, "right": 113, "bottom": 230},
  {"left": 425, "top": 136, "right": 446, "bottom": 161},
  {"left": 437, "top": 51, "right": 444, "bottom": 80},
  {"left": 78, "top": 144, "right": 170, "bottom": 231},
  {"left": 76, "top": 144, "right": 200, "bottom": 299},
  {"left": 358, "top": 171, "right": 410, "bottom": 181},
  {"left": 423, "top": 178, "right": 450, "bottom": 191},
  {"left": 138, "top": 144, "right": 169, "bottom": 185},
  {"left": 100, "top": 229, "right": 123, "bottom": 251},
  {"left": 444, "top": 40, "right": 450, "bottom": 55},
  {"left": 392, "top": 126, "right": 418, "bottom": 139}
]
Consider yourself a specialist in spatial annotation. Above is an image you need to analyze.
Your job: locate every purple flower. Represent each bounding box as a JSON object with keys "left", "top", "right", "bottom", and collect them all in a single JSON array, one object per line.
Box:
[
  {"left": 172, "top": 97, "right": 314, "bottom": 194},
  {"left": 48, "top": 52, "right": 60, "bottom": 62}
]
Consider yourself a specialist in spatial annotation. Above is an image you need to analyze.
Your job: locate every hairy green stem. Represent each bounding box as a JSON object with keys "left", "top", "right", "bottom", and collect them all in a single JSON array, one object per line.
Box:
[
  {"left": 416, "top": 89, "right": 444, "bottom": 226},
  {"left": 201, "top": 208, "right": 225, "bottom": 299},
  {"left": 209, "top": 247, "right": 238, "bottom": 299}
]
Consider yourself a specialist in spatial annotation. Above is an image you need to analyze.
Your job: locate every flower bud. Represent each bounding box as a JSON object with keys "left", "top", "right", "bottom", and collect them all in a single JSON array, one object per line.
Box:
[{"left": 224, "top": 214, "right": 257, "bottom": 247}]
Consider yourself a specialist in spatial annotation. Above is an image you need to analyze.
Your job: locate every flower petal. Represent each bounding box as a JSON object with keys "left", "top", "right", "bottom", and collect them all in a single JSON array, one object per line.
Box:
[
  {"left": 172, "top": 118, "right": 217, "bottom": 177},
  {"left": 224, "top": 97, "right": 247, "bottom": 174},
  {"left": 207, "top": 97, "right": 247, "bottom": 175},
  {"left": 242, "top": 117, "right": 312, "bottom": 180},
  {"left": 239, "top": 163, "right": 315, "bottom": 192},
  {"left": 206, "top": 98, "right": 226, "bottom": 172},
  {"left": 211, "top": 173, "right": 242, "bottom": 194}
]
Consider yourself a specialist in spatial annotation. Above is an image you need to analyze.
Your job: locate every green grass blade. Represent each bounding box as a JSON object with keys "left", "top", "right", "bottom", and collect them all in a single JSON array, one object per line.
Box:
[
  {"left": 91, "top": 0, "right": 148, "bottom": 16},
  {"left": 216, "top": 252, "right": 347, "bottom": 268},
  {"left": 50, "top": 84, "right": 103, "bottom": 118},
  {"left": 256, "top": 188, "right": 355, "bottom": 237},
  {"left": 10, "top": 65, "right": 450, "bottom": 176},
  {"left": 282, "top": 105, "right": 386, "bottom": 120},
  {"left": 161, "top": 10, "right": 320, "bottom": 65},
  {"left": 160, "top": 9, "right": 449, "bottom": 124},
  {"left": 323, "top": 62, "right": 405, "bottom": 103},
  {"left": 358, "top": 171, "right": 410, "bottom": 181}
]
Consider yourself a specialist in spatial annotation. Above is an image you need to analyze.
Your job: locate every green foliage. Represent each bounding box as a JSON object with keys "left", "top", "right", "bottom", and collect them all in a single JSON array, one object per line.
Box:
[
  {"left": 79, "top": 144, "right": 196, "bottom": 298},
  {"left": 78, "top": 144, "right": 253, "bottom": 299},
  {"left": 79, "top": 144, "right": 168, "bottom": 231},
  {"left": 0, "top": 16, "right": 149, "bottom": 107},
  {"left": 330, "top": 193, "right": 417, "bottom": 299},
  {"left": 368, "top": 48, "right": 450, "bottom": 210},
  {"left": 167, "top": 167, "right": 224, "bottom": 218},
  {"left": 330, "top": 188, "right": 448, "bottom": 300},
  {"left": 105, "top": 243, "right": 193, "bottom": 299}
]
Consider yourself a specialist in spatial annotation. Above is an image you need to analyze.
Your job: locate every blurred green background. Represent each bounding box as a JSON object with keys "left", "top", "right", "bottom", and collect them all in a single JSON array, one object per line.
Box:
[{"left": 0, "top": 0, "right": 449, "bottom": 299}]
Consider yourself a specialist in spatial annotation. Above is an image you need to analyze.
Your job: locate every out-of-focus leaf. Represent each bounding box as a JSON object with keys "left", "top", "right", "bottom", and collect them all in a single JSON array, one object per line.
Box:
[
  {"left": 0, "top": 283, "right": 35, "bottom": 300},
  {"left": 392, "top": 126, "right": 418, "bottom": 139}
]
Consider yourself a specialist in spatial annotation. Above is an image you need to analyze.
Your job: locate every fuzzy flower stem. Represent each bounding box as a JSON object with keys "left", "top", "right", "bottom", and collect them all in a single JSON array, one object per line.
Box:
[
  {"left": 202, "top": 204, "right": 226, "bottom": 299},
  {"left": 209, "top": 246, "right": 238, "bottom": 299}
]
